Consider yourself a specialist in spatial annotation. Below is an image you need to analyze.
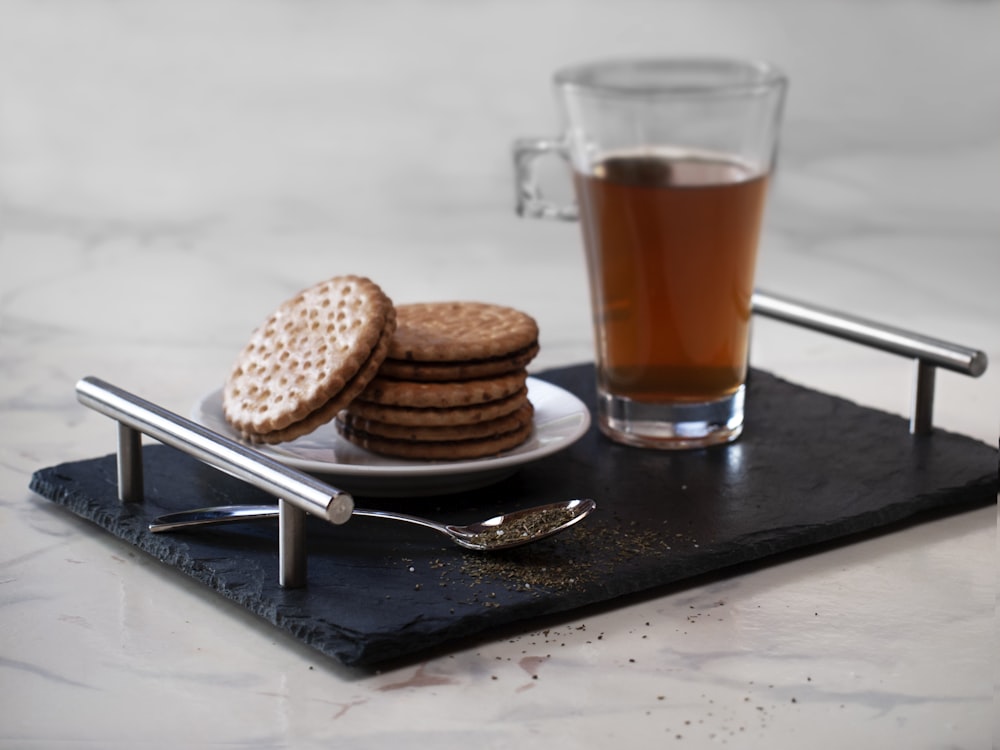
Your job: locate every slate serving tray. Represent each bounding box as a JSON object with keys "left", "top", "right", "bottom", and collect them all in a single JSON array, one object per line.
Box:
[{"left": 30, "top": 364, "right": 997, "bottom": 667}]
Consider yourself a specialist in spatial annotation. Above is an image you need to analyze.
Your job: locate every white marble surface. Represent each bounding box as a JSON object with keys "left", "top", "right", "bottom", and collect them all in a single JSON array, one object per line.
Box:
[{"left": 1, "top": 1, "right": 997, "bottom": 747}]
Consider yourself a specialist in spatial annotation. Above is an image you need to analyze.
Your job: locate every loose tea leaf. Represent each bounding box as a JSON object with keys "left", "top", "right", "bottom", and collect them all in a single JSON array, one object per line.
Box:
[
  {"left": 462, "top": 506, "right": 585, "bottom": 550},
  {"left": 444, "top": 519, "right": 693, "bottom": 599}
]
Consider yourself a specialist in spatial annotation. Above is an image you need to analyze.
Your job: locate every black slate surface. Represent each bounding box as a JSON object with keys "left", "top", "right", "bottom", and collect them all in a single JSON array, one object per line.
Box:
[{"left": 30, "top": 364, "right": 997, "bottom": 667}]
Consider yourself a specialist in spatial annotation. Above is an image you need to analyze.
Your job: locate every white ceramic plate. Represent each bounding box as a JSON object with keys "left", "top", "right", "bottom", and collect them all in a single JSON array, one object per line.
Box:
[{"left": 192, "top": 377, "right": 591, "bottom": 497}]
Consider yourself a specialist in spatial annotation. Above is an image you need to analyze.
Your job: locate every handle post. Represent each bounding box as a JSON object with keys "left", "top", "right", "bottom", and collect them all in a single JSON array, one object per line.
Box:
[{"left": 116, "top": 422, "right": 144, "bottom": 503}]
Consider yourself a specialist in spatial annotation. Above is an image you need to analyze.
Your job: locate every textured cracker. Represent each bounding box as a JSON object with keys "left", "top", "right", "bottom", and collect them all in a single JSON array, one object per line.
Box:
[
  {"left": 344, "top": 388, "right": 528, "bottom": 427},
  {"left": 389, "top": 302, "right": 539, "bottom": 363},
  {"left": 337, "top": 402, "right": 534, "bottom": 442},
  {"left": 223, "top": 275, "right": 393, "bottom": 436},
  {"left": 359, "top": 371, "right": 527, "bottom": 409},
  {"left": 245, "top": 314, "right": 395, "bottom": 444},
  {"left": 336, "top": 418, "right": 534, "bottom": 460},
  {"left": 377, "top": 343, "right": 540, "bottom": 382}
]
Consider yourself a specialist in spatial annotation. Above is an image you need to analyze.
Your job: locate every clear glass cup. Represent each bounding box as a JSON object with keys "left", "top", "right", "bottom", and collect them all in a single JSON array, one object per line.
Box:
[{"left": 514, "top": 58, "right": 787, "bottom": 449}]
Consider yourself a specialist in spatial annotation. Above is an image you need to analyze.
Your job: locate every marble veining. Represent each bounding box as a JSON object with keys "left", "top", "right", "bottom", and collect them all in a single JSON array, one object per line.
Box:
[{"left": 1, "top": 0, "right": 997, "bottom": 747}]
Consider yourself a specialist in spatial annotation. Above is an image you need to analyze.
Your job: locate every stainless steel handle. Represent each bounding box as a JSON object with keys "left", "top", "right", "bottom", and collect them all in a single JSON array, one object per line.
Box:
[
  {"left": 752, "top": 290, "right": 986, "bottom": 375},
  {"left": 76, "top": 376, "right": 354, "bottom": 523},
  {"left": 751, "top": 290, "right": 988, "bottom": 433},
  {"left": 76, "top": 376, "right": 356, "bottom": 587}
]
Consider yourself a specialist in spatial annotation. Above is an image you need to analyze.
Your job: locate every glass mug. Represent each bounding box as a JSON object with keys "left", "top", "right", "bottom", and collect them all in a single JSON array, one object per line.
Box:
[{"left": 514, "top": 58, "right": 787, "bottom": 449}]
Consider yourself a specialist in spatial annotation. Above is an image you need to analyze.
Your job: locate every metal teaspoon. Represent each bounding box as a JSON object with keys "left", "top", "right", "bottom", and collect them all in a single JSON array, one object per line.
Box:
[{"left": 148, "top": 498, "right": 596, "bottom": 552}]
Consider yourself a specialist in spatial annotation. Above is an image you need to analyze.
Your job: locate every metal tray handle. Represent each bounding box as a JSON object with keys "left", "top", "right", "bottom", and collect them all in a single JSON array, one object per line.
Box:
[
  {"left": 752, "top": 290, "right": 986, "bottom": 434},
  {"left": 76, "top": 376, "right": 354, "bottom": 587}
]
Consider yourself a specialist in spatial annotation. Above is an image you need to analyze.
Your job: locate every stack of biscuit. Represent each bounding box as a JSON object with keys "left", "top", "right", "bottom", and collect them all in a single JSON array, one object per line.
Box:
[
  {"left": 336, "top": 301, "right": 539, "bottom": 459},
  {"left": 222, "top": 279, "right": 540, "bottom": 460}
]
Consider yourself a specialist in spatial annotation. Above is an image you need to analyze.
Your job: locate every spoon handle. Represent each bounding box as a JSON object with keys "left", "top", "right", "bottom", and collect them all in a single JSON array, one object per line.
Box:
[
  {"left": 350, "top": 507, "right": 449, "bottom": 537},
  {"left": 148, "top": 505, "right": 448, "bottom": 537},
  {"left": 149, "top": 505, "right": 279, "bottom": 532}
]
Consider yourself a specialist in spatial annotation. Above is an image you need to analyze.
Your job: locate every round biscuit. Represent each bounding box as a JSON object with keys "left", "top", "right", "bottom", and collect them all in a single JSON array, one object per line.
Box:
[
  {"left": 223, "top": 275, "right": 393, "bottom": 436},
  {"left": 245, "top": 313, "right": 395, "bottom": 444},
  {"left": 337, "top": 402, "right": 534, "bottom": 442},
  {"left": 377, "top": 342, "right": 539, "bottom": 382},
  {"left": 359, "top": 371, "right": 527, "bottom": 409},
  {"left": 336, "top": 419, "right": 534, "bottom": 460},
  {"left": 344, "top": 387, "right": 528, "bottom": 427},
  {"left": 389, "top": 302, "right": 539, "bottom": 363}
]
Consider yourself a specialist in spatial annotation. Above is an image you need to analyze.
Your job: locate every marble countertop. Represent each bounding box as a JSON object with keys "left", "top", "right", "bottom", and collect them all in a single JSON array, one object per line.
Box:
[{"left": 1, "top": 1, "right": 997, "bottom": 747}]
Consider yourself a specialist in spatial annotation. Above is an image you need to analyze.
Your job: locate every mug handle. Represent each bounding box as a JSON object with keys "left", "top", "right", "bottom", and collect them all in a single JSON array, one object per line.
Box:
[{"left": 512, "top": 137, "right": 579, "bottom": 221}]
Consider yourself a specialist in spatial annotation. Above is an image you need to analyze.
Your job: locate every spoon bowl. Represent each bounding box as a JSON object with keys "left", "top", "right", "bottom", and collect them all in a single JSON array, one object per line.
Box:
[
  {"left": 442, "top": 499, "right": 595, "bottom": 551},
  {"left": 149, "top": 498, "right": 597, "bottom": 552}
]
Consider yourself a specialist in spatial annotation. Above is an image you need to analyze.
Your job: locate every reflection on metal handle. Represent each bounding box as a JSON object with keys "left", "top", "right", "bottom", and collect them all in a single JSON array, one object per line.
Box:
[
  {"left": 76, "top": 375, "right": 356, "bottom": 587},
  {"left": 751, "top": 290, "right": 988, "bottom": 434}
]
